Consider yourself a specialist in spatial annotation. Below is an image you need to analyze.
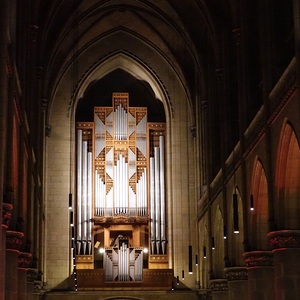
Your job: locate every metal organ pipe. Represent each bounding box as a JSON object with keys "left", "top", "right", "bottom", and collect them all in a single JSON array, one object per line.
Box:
[
  {"left": 150, "top": 158, "right": 155, "bottom": 254},
  {"left": 149, "top": 136, "right": 166, "bottom": 255},
  {"left": 100, "top": 176, "right": 105, "bottom": 216},
  {"left": 154, "top": 147, "right": 161, "bottom": 254},
  {"left": 76, "top": 130, "right": 82, "bottom": 254},
  {"left": 82, "top": 140, "right": 88, "bottom": 255},
  {"left": 159, "top": 136, "right": 166, "bottom": 254},
  {"left": 87, "top": 152, "right": 92, "bottom": 254}
]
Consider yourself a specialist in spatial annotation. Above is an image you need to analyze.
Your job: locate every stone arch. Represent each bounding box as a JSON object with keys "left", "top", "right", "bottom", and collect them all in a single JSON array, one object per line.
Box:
[
  {"left": 72, "top": 51, "right": 173, "bottom": 122},
  {"left": 249, "top": 158, "right": 269, "bottom": 250},
  {"left": 45, "top": 41, "right": 195, "bottom": 289},
  {"left": 276, "top": 121, "right": 300, "bottom": 229}
]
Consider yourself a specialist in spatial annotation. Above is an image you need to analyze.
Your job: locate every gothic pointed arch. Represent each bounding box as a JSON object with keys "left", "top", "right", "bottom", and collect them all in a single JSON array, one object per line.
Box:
[
  {"left": 249, "top": 158, "right": 269, "bottom": 250},
  {"left": 276, "top": 121, "right": 300, "bottom": 229}
]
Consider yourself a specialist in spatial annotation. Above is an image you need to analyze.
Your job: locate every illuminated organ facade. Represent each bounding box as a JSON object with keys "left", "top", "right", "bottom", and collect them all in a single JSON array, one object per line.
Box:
[{"left": 75, "top": 93, "right": 166, "bottom": 281}]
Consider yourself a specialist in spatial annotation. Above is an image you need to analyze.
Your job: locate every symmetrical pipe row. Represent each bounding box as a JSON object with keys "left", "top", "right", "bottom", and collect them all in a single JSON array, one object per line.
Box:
[
  {"left": 114, "top": 104, "right": 128, "bottom": 140},
  {"left": 104, "top": 246, "right": 143, "bottom": 281},
  {"left": 150, "top": 135, "right": 166, "bottom": 255},
  {"left": 76, "top": 129, "right": 93, "bottom": 255}
]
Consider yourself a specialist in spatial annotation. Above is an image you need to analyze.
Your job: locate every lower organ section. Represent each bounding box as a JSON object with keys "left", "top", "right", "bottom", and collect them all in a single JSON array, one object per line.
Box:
[{"left": 74, "top": 93, "right": 170, "bottom": 288}]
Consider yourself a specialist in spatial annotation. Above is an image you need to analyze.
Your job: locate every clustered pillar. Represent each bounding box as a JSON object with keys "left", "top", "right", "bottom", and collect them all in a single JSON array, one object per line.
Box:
[
  {"left": 268, "top": 230, "right": 300, "bottom": 300},
  {"left": 243, "top": 251, "right": 274, "bottom": 299},
  {"left": 209, "top": 279, "right": 228, "bottom": 300},
  {"left": 5, "top": 230, "right": 24, "bottom": 300},
  {"left": 2, "top": 203, "right": 36, "bottom": 299},
  {"left": 224, "top": 267, "right": 248, "bottom": 300}
]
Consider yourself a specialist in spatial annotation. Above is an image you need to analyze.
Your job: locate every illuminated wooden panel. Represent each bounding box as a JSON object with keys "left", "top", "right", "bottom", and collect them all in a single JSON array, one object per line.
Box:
[{"left": 76, "top": 255, "right": 94, "bottom": 269}]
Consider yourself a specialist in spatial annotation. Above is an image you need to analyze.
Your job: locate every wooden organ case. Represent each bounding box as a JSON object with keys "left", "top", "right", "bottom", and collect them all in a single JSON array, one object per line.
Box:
[{"left": 75, "top": 93, "right": 172, "bottom": 289}]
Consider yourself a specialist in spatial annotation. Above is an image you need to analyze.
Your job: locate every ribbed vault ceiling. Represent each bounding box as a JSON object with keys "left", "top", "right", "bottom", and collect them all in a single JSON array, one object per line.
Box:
[{"left": 30, "top": 0, "right": 234, "bottom": 115}]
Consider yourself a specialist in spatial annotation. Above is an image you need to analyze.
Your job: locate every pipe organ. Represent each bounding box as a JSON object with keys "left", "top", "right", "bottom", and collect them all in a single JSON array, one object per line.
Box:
[{"left": 75, "top": 93, "right": 166, "bottom": 280}]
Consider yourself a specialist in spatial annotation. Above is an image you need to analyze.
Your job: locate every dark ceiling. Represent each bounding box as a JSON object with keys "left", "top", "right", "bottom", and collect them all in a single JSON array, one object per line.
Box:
[{"left": 76, "top": 68, "right": 165, "bottom": 122}]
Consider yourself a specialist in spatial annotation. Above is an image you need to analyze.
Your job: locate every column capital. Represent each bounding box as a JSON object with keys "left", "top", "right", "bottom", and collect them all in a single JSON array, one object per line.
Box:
[
  {"left": 224, "top": 266, "right": 248, "bottom": 281},
  {"left": 2, "top": 203, "right": 13, "bottom": 228},
  {"left": 268, "top": 230, "right": 300, "bottom": 250},
  {"left": 18, "top": 252, "right": 32, "bottom": 270},
  {"left": 243, "top": 251, "right": 273, "bottom": 268},
  {"left": 209, "top": 278, "right": 228, "bottom": 291},
  {"left": 6, "top": 230, "right": 24, "bottom": 251}
]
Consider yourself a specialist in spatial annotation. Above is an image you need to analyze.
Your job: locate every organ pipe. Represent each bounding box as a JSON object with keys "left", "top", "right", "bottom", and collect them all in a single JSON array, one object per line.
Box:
[
  {"left": 150, "top": 157, "right": 156, "bottom": 254},
  {"left": 87, "top": 152, "right": 92, "bottom": 254},
  {"left": 76, "top": 130, "right": 82, "bottom": 241},
  {"left": 159, "top": 136, "right": 166, "bottom": 253},
  {"left": 82, "top": 141, "right": 88, "bottom": 254},
  {"left": 154, "top": 147, "right": 161, "bottom": 254}
]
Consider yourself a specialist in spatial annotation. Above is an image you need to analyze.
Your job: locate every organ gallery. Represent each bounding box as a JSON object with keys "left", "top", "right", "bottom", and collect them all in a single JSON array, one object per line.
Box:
[{"left": 74, "top": 93, "right": 170, "bottom": 287}]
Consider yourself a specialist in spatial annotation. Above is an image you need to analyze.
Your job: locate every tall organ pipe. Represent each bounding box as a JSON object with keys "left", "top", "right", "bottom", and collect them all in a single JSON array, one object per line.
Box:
[
  {"left": 154, "top": 147, "right": 161, "bottom": 254},
  {"left": 95, "top": 171, "right": 99, "bottom": 215},
  {"left": 114, "top": 164, "right": 118, "bottom": 214},
  {"left": 159, "top": 136, "right": 166, "bottom": 253},
  {"left": 150, "top": 158, "right": 155, "bottom": 254},
  {"left": 76, "top": 130, "right": 82, "bottom": 254},
  {"left": 82, "top": 141, "right": 88, "bottom": 254},
  {"left": 87, "top": 152, "right": 92, "bottom": 254},
  {"left": 125, "top": 159, "right": 129, "bottom": 213},
  {"left": 121, "top": 155, "right": 124, "bottom": 212}
]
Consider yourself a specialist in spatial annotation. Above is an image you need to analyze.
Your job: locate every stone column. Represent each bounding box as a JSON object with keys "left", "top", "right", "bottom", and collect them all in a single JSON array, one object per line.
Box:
[
  {"left": 243, "top": 251, "right": 274, "bottom": 300},
  {"left": 209, "top": 279, "right": 228, "bottom": 300},
  {"left": 18, "top": 252, "right": 32, "bottom": 300},
  {"left": 224, "top": 267, "right": 248, "bottom": 300},
  {"left": 268, "top": 230, "right": 300, "bottom": 300},
  {"left": 0, "top": 1, "right": 9, "bottom": 296},
  {"left": 27, "top": 268, "right": 38, "bottom": 300},
  {"left": 6, "top": 230, "right": 24, "bottom": 300}
]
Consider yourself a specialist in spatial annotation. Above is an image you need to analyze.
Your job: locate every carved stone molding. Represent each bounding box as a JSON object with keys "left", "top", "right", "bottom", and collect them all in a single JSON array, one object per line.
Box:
[
  {"left": 6, "top": 230, "right": 24, "bottom": 251},
  {"left": 27, "top": 268, "right": 38, "bottom": 283},
  {"left": 268, "top": 230, "right": 300, "bottom": 250},
  {"left": 224, "top": 267, "right": 248, "bottom": 281},
  {"left": 209, "top": 279, "right": 228, "bottom": 292},
  {"left": 33, "top": 280, "right": 44, "bottom": 294},
  {"left": 18, "top": 252, "right": 32, "bottom": 269},
  {"left": 243, "top": 251, "right": 273, "bottom": 268},
  {"left": 2, "top": 203, "right": 13, "bottom": 228}
]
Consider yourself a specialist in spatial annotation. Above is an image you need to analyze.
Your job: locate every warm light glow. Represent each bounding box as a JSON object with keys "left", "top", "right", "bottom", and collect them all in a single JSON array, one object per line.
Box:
[
  {"left": 99, "top": 247, "right": 105, "bottom": 253},
  {"left": 143, "top": 247, "right": 149, "bottom": 253},
  {"left": 234, "top": 230, "right": 239, "bottom": 234}
]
